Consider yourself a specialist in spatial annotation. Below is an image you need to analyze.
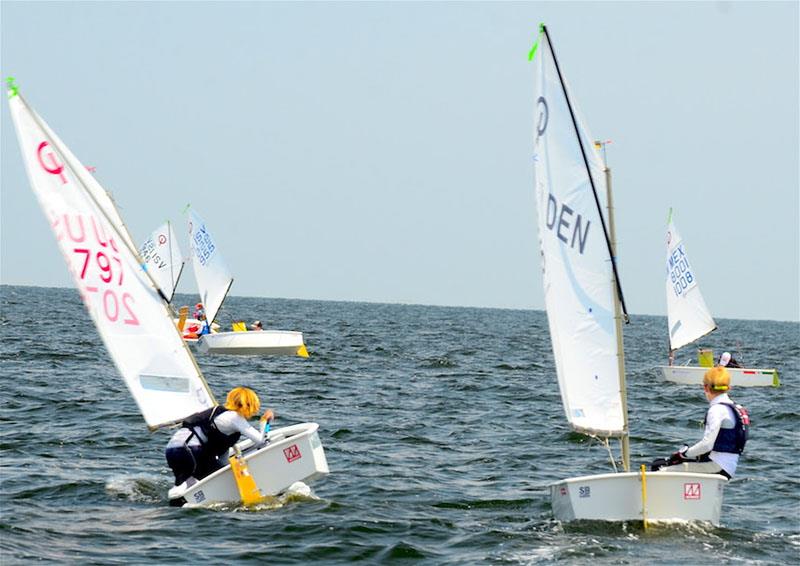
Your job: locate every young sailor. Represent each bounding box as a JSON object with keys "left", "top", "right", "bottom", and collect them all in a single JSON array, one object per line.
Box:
[
  {"left": 165, "top": 387, "right": 274, "bottom": 486},
  {"left": 662, "top": 366, "right": 748, "bottom": 478}
]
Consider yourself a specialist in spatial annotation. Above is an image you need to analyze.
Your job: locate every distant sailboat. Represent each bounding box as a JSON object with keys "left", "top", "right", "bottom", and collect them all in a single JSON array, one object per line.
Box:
[
  {"left": 140, "top": 221, "right": 185, "bottom": 304},
  {"left": 656, "top": 210, "right": 779, "bottom": 387},
  {"left": 531, "top": 26, "right": 727, "bottom": 524},
  {"left": 186, "top": 208, "right": 308, "bottom": 357},
  {"left": 8, "top": 80, "right": 327, "bottom": 505}
]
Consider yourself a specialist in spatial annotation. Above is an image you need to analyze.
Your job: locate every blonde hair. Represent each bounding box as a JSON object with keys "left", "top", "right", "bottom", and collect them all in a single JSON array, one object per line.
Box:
[
  {"left": 704, "top": 366, "right": 730, "bottom": 392},
  {"left": 224, "top": 386, "right": 261, "bottom": 418}
]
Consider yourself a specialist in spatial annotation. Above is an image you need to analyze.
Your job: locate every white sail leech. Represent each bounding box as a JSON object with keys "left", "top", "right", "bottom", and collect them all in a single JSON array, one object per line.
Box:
[
  {"left": 187, "top": 209, "right": 234, "bottom": 327},
  {"left": 665, "top": 213, "right": 717, "bottom": 352},
  {"left": 533, "top": 30, "right": 625, "bottom": 437},
  {"left": 140, "top": 221, "right": 185, "bottom": 303},
  {"left": 8, "top": 90, "right": 215, "bottom": 429}
]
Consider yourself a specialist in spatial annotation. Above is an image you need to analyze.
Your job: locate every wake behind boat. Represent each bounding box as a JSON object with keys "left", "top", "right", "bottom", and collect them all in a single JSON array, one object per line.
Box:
[
  {"left": 530, "top": 25, "right": 726, "bottom": 525},
  {"left": 656, "top": 210, "right": 779, "bottom": 387},
  {"left": 8, "top": 80, "right": 327, "bottom": 506},
  {"left": 187, "top": 208, "right": 309, "bottom": 357}
]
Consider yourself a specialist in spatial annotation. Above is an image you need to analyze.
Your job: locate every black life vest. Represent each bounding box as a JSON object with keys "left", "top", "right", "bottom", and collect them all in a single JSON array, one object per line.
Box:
[
  {"left": 182, "top": 406, "right": 241, "bottom": 458},
  {"left": 705, "top": 401, "right": 749, "bottom": 454}
]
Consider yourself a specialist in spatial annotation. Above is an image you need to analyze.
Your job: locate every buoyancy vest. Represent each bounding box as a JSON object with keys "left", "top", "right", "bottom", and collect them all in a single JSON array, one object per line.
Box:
[
  {"left": 706, "top": 401, "right": 749, "bottom": 454},
  {"left": 182, "top": 406, "right": 241, "bottom": 458}
]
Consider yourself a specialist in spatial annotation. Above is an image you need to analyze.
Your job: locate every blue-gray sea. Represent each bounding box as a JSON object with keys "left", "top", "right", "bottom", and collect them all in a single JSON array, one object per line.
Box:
[{"left": 1, "top": 285, "right": 798, "bottom": 564}]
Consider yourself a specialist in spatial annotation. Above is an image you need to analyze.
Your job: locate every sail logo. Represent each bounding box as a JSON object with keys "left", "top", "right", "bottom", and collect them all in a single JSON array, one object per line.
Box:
[
  {"left": 535, "top": 96, "right": 549, "bottom": 139},
  {"left": 578, "top": 486, "right": 591, "bottom": 498},
  {"left": 545, "top": 193, "right": 591, "bottom": 254},
  {"left": 283, "top": 444, "right": 302, "bottom": 463},
  {"left": 667, "top": 243, "right": 697, "bottom": 298},
  {"left": 683, "top": 482, "right": 701, "bottom": 500},
  {"left": 36, "top": 141, "right": 67, "bottom": 185}
]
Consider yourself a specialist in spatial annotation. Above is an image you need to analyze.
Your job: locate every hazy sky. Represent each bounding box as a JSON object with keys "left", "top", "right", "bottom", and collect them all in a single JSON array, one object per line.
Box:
[{"left": 1, "top": 1, "right": 798, "bottom": 322}]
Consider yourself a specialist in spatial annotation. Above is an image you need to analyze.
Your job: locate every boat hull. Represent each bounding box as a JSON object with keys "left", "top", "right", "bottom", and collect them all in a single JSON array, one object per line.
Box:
[
  {"left": 551, "top": 471, "right": 726, "bottom": 524},
  {"left": 197, "top": 330, "right": 306, "bottom": 356},
  {"left": 658, "top": 365, "right": 779, "bottom": 387},
  {"left": 169, "top": 422, "right": 329, "bottom": 507}
]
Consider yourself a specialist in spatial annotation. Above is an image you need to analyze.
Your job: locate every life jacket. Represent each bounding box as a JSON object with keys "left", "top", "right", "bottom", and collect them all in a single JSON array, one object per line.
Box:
[
  {"left": 182, "top": 406, "right": 241, "bottom": 458},
  {"left": 705, "top": 401, "right": 749, "bottom": 454}
]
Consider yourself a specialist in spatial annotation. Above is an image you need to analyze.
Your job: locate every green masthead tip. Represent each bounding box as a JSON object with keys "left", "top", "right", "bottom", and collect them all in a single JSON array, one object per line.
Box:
[
  {"left": 667, "top": 207, "right": 673, "bottom": 223},
  {"left": 182, "top": 203, "right": 191, "bottom": 213},
  {"left": 528, "top": 23, "right": 545, "bottom": 61},
  {"left": 6, "top": 77, "right": 19, "bottom": 98}
]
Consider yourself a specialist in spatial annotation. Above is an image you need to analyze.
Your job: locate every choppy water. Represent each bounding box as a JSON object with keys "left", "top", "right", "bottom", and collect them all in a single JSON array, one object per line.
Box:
[{"left": 1, "top": 285, "right": 798, "bottom": 564}]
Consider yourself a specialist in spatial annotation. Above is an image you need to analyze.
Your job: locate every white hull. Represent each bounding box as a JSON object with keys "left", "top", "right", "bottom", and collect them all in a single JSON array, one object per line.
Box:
[
  {"left": 169, "top": 422, "right": 329, "bottom": 507},
  {"left": 551, "top": 471, "right": 727, "bottom": 525},
  {"left": 197, "top": 329, "right": 306, "bottom": 356},
  {"left": 658, "top": 365, "right": 779, "bottom": 387}
]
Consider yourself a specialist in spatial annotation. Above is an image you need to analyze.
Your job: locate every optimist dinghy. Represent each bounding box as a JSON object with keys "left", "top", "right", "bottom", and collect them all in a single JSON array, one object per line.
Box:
[
  {"left": 187, "top": 209, "right": 309, "bottom": 357},
  {"left": 8, "top": 80, "right": 328, "bottom": 506},
  {"left": 530, "top": 27, "right": 726, "bottom": 525},
  {"left": 655, "top": 211, "right": 779, "bottom": 387},
  {"left": 140, "top": 221, "right": 185, "bottom": 304}
]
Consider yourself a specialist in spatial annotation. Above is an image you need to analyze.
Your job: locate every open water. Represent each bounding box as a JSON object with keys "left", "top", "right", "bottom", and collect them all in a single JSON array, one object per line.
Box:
[{"left": 1, "top": 285, "right": 798, "bottom": 564}]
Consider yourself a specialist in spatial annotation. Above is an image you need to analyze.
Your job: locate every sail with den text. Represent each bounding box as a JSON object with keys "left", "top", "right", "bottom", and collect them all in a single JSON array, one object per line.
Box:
[{"left": 545, "top": 193, "right": 591, "bottom": 254}]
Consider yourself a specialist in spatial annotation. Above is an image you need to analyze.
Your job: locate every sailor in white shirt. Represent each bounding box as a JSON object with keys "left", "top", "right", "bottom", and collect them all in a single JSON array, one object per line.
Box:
[{"left": 662, "top": 366, "right": 748, "bottom": 479}]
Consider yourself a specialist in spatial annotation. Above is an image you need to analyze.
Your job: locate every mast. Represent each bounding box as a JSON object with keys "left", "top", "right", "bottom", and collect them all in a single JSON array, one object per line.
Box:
[{"left": 597, "top": 140, "right": 630, "bottom": 472}]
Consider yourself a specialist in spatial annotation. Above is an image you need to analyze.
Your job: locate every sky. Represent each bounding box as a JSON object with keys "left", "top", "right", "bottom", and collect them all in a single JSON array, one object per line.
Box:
[{"left": 1, "top": 1, "right": 798, "bottom": 322}]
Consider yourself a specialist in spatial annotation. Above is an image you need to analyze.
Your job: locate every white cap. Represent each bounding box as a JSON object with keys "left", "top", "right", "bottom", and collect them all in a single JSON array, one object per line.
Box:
[{"left": 719, "top": 352, "right": 731, "bottom": 367}]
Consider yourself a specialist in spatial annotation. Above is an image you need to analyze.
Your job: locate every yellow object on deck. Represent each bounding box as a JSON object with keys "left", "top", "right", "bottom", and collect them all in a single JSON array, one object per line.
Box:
[
  {"left": 697, "top": 348, "right": 714, "bottom": 368},
  {"left": 232, "top": 321, "right": 247, "bottom": 332},
  {"left": 229, "top": 449, "right": 262, "bottom": 505},
  {"left": 177, "top": 306, "right": 189, "bottom": 332},
  {"left": 296, "top": 344, "right": 309, "bottom": 358}
]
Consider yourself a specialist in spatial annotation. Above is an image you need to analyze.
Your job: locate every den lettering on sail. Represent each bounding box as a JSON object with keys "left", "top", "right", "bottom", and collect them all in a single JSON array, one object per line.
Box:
[{"left": 545, "top": 193, "right": 591, "bottom": 254}]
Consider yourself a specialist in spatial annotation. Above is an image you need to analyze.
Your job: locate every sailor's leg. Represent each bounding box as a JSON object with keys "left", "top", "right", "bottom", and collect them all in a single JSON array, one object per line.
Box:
[{"left": 166, "top": 444, "right": 198, "bottom": 486}]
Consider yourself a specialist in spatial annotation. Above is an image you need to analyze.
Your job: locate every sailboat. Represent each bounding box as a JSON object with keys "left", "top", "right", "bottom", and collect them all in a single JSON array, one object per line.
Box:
[
  {"left": 139, "top": 221, "right": 221, "bottom": 341},
  {"left": 7, "top": 80, "right": 328, "bottom": 506},
  {"left": 186, "top": 208, "right": 309, "bottom": 357},
  {"left": 656, "top": 211, "right": 779, "bottom": 387},
  {"left": 140, "top": 221, "right": 185, "bottom": 303},
  {"left": 531, "top": 27, "right": 727, "bottom": 524}
]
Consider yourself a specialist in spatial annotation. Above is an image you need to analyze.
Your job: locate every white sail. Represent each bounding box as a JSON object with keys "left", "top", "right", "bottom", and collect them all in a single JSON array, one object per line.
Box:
[
  {"left": 532, "top": 31, "right": 625, "bottom": 436},
  {"left": 665, "top": 212, "right": 716, "bottom": 351},
  {"left": 140, "top": 221, "right": 184, "bottom": 303},
  {"left": 8, "top": 87, "right": 215, "bottom": 429},
  {"left": 187, "top": 209, "right": 233, "bottom": 325}
]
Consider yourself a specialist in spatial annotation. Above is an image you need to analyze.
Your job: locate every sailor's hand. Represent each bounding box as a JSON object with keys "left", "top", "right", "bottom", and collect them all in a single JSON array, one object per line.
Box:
[
  {"left": 667, "top": 451, "right": 685, "bottom": 466},
  {"left": 260, "top": 409, "right": 275, "bottom": 423},
  {"left": 667, "top": 446, "right": 689, "bottom": 466}
]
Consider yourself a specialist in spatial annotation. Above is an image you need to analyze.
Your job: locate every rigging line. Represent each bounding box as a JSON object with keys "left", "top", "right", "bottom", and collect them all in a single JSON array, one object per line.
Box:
[
  {"left": 605, "top": 438, "right": 618, "bottom": 473},
  {"left": 541, "top": 25, "right": 629, "bottom": 319}
]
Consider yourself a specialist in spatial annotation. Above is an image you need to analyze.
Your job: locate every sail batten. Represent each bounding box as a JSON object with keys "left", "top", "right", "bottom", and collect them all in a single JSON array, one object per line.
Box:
[
  {"left": 9, "top": 89, "right": 216, "bottom": 429},
  {"left": 532, "top": 27, "right": 626, "bottom": 436},
  {"left": 665, "top": 213, "right": 716, "bottom": 351}
]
